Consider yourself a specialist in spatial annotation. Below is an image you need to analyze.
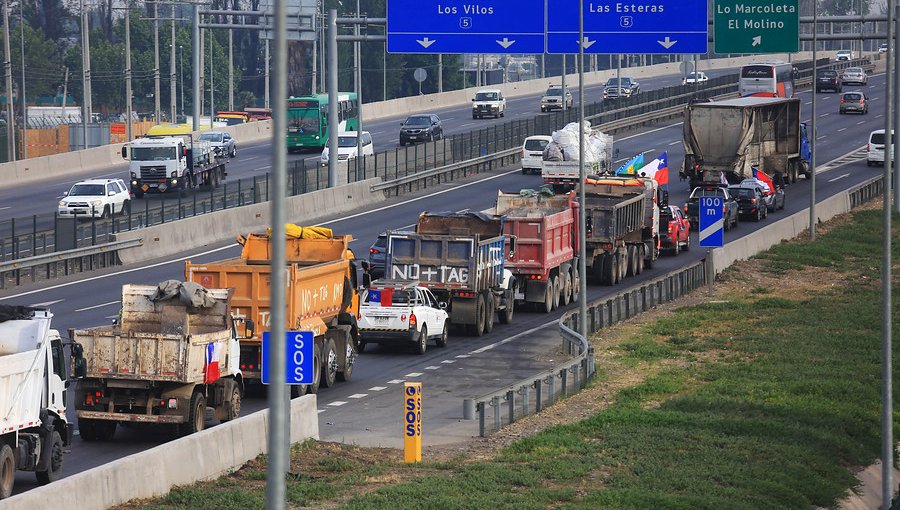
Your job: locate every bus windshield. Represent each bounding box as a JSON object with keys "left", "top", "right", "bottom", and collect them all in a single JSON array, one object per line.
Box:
[{"left": 288, "top": 108, "right": 321, "bottom": 134}]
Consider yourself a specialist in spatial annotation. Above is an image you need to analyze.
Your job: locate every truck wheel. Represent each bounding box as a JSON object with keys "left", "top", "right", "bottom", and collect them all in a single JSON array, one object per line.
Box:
[
  {"left": 562, "top": 272, "right": 572, "bottom": 306},
  {"left": 321, "top": 339, "right": 338, "bottom": 388},
  {"left": 473, "top": 296, "right": 486, "bottom": 336},
  {"left": 36, "top": 431, "right": 63, "bottom": 484},
  {"left": 337, "top": 334, "right": 356, "bottom": 382},
  {"left": 415, "top": 325, "right": 428, "bottom": 355},
  {"left": 0, "top": 444, "right": 14, "bottom": 499},
  {"left": 78, "top": 419, "right": 97, "bottom": 441},
  {"left": 673, "top": 238, "right": 681, "bottom": 256},
  {"left": 550, "top": 276, "right": 560, "bottom": 310},
  {"left": 291, "top": 384, "right": 308, "bottom": 398},
  {"left": 644, "top": 247, "right": 655, "bottom": 270},
  {"left": 308, "top": 345, "right": 322, "bottom": 394},
  {"left": 684, "top": 233, "right": 691, "bottom": 251},
  {"left": 222, "top": 384, "right": 241, "bottom": 421},
  {"left": 181, "top": 392, "right": 206, "bottom": 436},
  {"left": 95, "top": 421, "right": 116, "bottom": 441},
  {"left": 484, "top": 294, "right": 495, "bottom": 334},
  {"left": 436, "top": 321, "right": 449, "bottom": 347},
  {"left": 500, "top": 289, "right": 515, "bottom": 324},
  {"left": 121, "top": 200, "right": 130, "bottom": 216},
  {"left": 541, "top": 283, "right": 553, "bottom": 313},
  {"left": 101, "top": 205, "right": 111, "bottom": 219},
  {"left": 571, "top": 269, "right": 581, "bottom": 301},
  {"left": 603, "top": 254, "right": 617, "bottom": 285},
  {"left": 635, "top": 247, "right": 644, "bottom": 275}
]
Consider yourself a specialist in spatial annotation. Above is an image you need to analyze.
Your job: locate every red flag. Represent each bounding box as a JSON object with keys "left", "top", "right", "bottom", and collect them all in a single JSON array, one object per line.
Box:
[
  {"left": 755, "top": 168, "right": 775, "bottom": 195},
  {"left": 654, "top": 151, "right": 669, "bottom": 186},
  {"left": 204, "top": 343, "right": 221, "bottom": 384}
]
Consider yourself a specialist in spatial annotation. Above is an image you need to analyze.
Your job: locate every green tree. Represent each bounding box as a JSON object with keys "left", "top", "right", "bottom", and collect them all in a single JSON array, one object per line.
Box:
[{"left": 8, "top": 23, "right": 65, "bottom": 102}]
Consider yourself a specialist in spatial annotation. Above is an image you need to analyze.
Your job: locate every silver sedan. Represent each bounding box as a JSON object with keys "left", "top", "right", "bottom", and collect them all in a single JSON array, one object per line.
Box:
[{"left": 840, "top": 67, "right": 868, "bottom": 86}]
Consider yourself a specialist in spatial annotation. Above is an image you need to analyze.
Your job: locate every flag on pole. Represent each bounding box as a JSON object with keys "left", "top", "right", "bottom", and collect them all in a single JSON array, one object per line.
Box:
[
  {"left": 204, "top": 342, "right": 222, "bottom": 384},
  {"left": 615, "top": 153, "right": 645, "bottom": 175},
  {"left": 751, "top": 165, "right": 775, "bottom": 195},
  {"left": 654, "top": 151, "right": 669, "bottom": 186}
]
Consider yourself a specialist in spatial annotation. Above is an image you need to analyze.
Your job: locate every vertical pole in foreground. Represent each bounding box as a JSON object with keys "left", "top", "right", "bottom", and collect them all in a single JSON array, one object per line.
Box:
[
  {"left": 327, "top": 10, "right": 338, "bottom": 188},
  {"left": 809, "top": 5, "right": 817, "bottom": 241},
  {"left": 881, "top": 1, "right": 894, "bottom": 508},
  {"left": 577, "top": 0, "right": 587, "bottom": 337},
  {"left": 81, "top": 0, "right": 91, "bottom": 149},
  {"left": 894, "top": 1, "right": 900, "bottom": 213},
  {"left": 355, "top": 0, "right": 362, "bottom": 181},
  {"left": 3, "top": 0, "right": 15, "bottom": 161},
  {"left": 264, "top": 39, "right": 270, "bottom": 109},
  {"left": 265, "top": 0, "right": 288, "bottom": 505},
  {"left": 170, "top": 7, "right": 176, "bottom": 122},
  {"left": 153, "top": 0, "right": 160, "bottom": 124},
  {"left": 125, "top": 8, "right": 133, "bottom": 142},
  {"left": 192, "top": 4, "right": 201, "bottom": 132}
]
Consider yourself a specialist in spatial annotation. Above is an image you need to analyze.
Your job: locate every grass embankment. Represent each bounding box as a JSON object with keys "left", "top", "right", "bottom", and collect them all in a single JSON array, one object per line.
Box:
[{"left": 128, "top": 208, "right": 900, "bottom": 510}]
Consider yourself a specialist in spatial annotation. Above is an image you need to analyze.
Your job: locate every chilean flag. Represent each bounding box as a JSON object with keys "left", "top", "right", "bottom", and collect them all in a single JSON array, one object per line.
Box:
[
  {"left": 752, "top": 166, "right": 775, "bottom": 195},
  {"left": 654, "top": 151, "right": 669, "bottom": 187},
  {"left": 204, "top": 342, "right": 221, "bottom": 384},
  {"left": 367, "top": 288, "right": 392, "bottom": 307}
]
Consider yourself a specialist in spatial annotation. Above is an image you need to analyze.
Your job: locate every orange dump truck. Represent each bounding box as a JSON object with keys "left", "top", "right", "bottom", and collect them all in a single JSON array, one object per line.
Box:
[{"left": 185, "top": 232, "right": 365, "bottom": 394}]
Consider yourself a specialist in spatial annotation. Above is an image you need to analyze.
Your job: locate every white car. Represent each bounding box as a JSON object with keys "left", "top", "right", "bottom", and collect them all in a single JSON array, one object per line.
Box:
[
  {"left": 835, "top": 50, "right": 853, "bottom": 61},
  {"left": 58, "top": 178, "right": 131, "bottom": 218},
  {"left": 198, "top": 131, "right": 236, "bottom": 158},
  {"left": 472, "top": 89, "right": 506, "bottom": 119},
  {"left": 867, "top": 129, "right": 895, "bottom": 167},
  {"left": 879, "top": 43, "right": 888, "bottom": 53},
  {"left": 358, "top": 283, "right": 449, "bottom": 354},
  {"left": 683, "top": 72, "right": 709, "bottom": 85},
  {"left": 540, "top": 85, "right": 573, "bottom": 112},
  {"left": 521, "top": 135, "right": 552, "bottom": 175},
  {"left": 320, "top": 131, "right": 374, "bottom": 166}
]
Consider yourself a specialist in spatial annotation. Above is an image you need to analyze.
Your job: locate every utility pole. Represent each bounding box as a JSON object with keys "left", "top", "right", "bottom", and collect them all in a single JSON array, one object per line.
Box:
[
  {"left": 125, "top": 7, "right": 133, "bottom": 141},
  {"left": 3, "top": 0, "right": 15, "bottom": 161},
  {"left": 810, "top": 5, "right": 818, "bottom": 241},
  {"left": 311, "top": 0, "right": 318, "bottom": 94},
  {"left": 19, "top": 1, "right": 25, "bottom": 159},
  {"left": 192, "top": 4, "right": 200, "bottom": 131},
  {"left": 577, "top": 0, "right": 587, "bottom": 337},
  {"left": 894, "top": 0, "right": 900, "bottom": 213},
  {"left": 199, "top": 28, "right": 204, "bottom": 117},
  {"left": 81, "top": 0, "right": 91, "bottom": 148},
  {"left": 61, "top": 67, "right": 68, "bottom": 123},
  {"left": 438, "top": 54, "right": 443, "bottom": 92},
  {"left": 327, "top": 9, "right": 337, "bottom": 187},
  {"left": 228, "top": 10, "right": 233, "bottom": 110},
  {"left": 153, "top": 0, "right": 160, "bottom": 123},
  {"left": 209, "top": 30, "right": 214, "bottom": 126},
  {"left": 170, "top": 5, "right": 176, "bottom": 122},
  {"left": 354, "top": 0, "right": 362, "bottom": 181},
  {"left": 264, "top": 39, "right": 270, "bottom": 109}
]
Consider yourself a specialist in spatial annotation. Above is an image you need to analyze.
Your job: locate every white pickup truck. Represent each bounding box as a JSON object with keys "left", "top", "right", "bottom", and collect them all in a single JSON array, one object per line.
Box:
[{"left": 358, "top": 282, "right": 449, "bottom": 355}]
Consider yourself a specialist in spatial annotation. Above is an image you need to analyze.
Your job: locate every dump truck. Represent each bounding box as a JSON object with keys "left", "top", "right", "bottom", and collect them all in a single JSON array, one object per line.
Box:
[
  {"left": 579, "top": 176, "right": 660, "bottom": 285},
  {"left": 70, "top": 282, "right": 245, "bottom": 439},
  {"left": 0, "top": 306, "right": 71, "bottom": 498},
  {"left": 185, "top": 231, "right": 366, "bottom": 395},
  {"left": 681, "top": 96, "right": 811, "bottom": 189},
  {"left": 387, "top": 212, "right": 516, "bottom": 336},
  {"left": 493, "top": 190, "right": 579, "bottom": 313},
  {"left": 122, "top": 133, "right": 227, "bottom": 198}
]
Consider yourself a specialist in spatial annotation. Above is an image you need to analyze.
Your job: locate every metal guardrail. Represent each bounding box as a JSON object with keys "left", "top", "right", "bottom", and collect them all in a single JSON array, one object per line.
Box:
[
  {"left": 0, "top": 238, "right": 142, "bottom": 289},
  {"left": 849, "top": 174, "right": 887, "bottom": 208},
  {"left": 465, "top": 261, "right": 708, "bottom": 437}
]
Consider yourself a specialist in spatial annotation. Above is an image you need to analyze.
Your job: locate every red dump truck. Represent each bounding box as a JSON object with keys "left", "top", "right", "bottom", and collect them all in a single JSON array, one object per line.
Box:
[
  {"left": 185, "top": 232, "right": 366, "bottom": 395},
  {"left": 493, "top": 190, "right": 579, "bottom": 313}
]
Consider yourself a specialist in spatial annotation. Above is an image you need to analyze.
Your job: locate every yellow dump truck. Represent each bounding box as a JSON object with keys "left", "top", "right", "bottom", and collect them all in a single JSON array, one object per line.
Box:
[
  {"left": 185, "top": 231, "right": 365, "bottom": 394},
  {"left": 70, "top": 282, "right": 246, "bottom": 439}
]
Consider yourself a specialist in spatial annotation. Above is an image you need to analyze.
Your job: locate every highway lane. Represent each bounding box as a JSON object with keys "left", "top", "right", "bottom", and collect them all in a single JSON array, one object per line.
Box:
[
  {"left": 6, "top": 76, "right": 887, "bottom": 494},
  {"left": 0, "top": 65, "right": 747, "bottom": 225}
]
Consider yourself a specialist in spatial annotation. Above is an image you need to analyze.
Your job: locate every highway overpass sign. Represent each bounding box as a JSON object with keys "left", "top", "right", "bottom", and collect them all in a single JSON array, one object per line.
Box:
[
  {"left": 546, "top": 0, "right": 708, "bottom": 54},
  {"left": 713, "top": 0, "right": 799, "bottom": 53},
  {"left": 386, "top": 0, "right": 545, "bottom": 53}
]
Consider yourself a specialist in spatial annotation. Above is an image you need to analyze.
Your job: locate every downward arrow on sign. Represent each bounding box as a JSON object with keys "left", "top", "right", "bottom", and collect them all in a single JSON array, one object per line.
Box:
[
  {"left": 496, "top": 37, "right": 516, "bottom": 49},
  {"left": 580, "top": 36, "right": 596, "bottom": 49},
  {"left": 657, "top": 36, "right": 677, "bottom": 49},
  {"left": 416, "top": 37, "right": 436, "bottom": 48}
]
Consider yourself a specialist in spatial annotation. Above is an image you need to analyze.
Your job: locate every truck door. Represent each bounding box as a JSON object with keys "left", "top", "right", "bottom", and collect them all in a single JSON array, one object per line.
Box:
[{"left": 48, "top": 337, "right": 67, "bottom": 411}]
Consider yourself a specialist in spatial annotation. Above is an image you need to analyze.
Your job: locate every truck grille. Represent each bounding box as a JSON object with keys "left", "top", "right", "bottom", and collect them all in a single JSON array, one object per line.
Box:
[{"left": 141, "top": 166, "right": 167, "bottom": 180}]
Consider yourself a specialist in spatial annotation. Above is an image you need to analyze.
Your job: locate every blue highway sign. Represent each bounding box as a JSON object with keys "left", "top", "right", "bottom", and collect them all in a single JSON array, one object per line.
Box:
[
  {"left": 699, "top": 196, "right": 724, "bottom": 248},
  {"left": 546, "top": 0, "right": 708, "bottom": 54},
  {"left": 386, "top": 0, "right": 545, "bottom": 54},
  {"left": 261, "top": 331, "right": 314, "bottom": 385}
]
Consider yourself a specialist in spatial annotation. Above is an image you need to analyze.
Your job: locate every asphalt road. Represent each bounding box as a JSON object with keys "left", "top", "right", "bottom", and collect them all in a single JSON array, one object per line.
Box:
[{"left": 4, "top": 71, "right": 888, "bottom": 495}]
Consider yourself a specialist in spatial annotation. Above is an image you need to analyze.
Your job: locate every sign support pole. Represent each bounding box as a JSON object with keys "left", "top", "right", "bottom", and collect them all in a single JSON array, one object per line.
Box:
[
  {"left": 810, "top": 5, "right": 817, "bottom": 241},
  {"left": 880, "top": 1, "right": 894, "bottom": 508},
  {"left": 706, "top": 248, "right": 713, "bottom": 297},
  {"left": 577, "top": 0, "right": 587, "bottom": 337}
]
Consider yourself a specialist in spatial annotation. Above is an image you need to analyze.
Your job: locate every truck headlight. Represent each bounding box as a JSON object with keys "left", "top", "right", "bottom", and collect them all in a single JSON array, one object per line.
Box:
[{"left": 170, "top": 171, "right": 177, "bottom": 178}]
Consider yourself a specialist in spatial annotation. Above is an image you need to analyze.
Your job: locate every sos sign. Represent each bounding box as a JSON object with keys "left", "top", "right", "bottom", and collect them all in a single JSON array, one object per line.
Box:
[
  {"left": 261, "top": 331, "right": 314, "bottom": 385},
  {"left": 403, "top": 382, "right": 422, "bottom": 463}
]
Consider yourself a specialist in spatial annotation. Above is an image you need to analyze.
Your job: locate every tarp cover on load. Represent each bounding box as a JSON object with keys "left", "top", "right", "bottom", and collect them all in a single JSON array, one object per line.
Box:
[
  {"left": 265, "top": 224, "right": 333, "bottom": 239},
  {"left": 151, "top": 280, "right": 218, "bottom": 308},
  {"left": 416, "top": 211, "right": 504, "bottom": 237},
  {"left": 542, "top": 121, "right": 613, "bottom": 164}
]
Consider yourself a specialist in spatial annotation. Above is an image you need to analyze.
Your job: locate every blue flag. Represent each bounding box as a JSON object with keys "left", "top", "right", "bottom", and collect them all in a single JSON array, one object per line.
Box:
[{"left": 615, "top": 153, "right": 645, "bottom": 175}]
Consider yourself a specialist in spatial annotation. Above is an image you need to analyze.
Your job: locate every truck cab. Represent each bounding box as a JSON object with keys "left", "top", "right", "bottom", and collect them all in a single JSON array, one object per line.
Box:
[{"left": 123, "top": 135, "right": 215, "bottom": 197}]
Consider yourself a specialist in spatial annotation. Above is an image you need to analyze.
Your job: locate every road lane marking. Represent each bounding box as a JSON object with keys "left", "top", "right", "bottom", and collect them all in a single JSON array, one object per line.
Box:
[
  {"left": 668, "top": 141, "right": 680, "bottom": 146},
  {"left": 75, "top": 301, "right": 120, "bottom": 312},
  {"left": 404, "top": 372, "right": 423, "bottom": 377},
  {"left": 455, "top": 354, "right": 470, "bottom": 358},
  {"left": 387, "top": 379, "right": 404, "bottom": 384},
  {"left": 425, "top": 366, "right": 440, "bottom": 370},
  {"left": 828, "top": 173, "right": 850, "bottom": 182},
  {"left": 441, "top": 359, "right": 455, "bottom": 364},
  {"left": 348, "top": 394, "right": 368, "bottom": 399},
  {"left": 29, "top": 299, "right": 63, "bottom": 307},
  {"left": 857, "top": 121, "right": 866, "bottom": 125},
  {"left": 368, "top": 386, "right": 387, "bottom": 391},
  {"left": 837, "top": 127, "right": 847, "bottom": 132},
  {"left": 328, "top": 401, "right": 348, "bottom": 407}
]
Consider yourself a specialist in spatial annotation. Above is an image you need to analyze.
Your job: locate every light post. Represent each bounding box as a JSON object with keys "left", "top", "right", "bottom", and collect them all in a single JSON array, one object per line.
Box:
[{"left": 179, "top": 45, "right": 184, "bottom": 119}]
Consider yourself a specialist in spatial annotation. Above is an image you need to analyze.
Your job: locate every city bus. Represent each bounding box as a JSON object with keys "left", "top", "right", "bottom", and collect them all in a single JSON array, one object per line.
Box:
[
  {"left": 287, "top": 92, "right": 359, "bottom": 152},
  {"left": 739, "top": 61, "right": 795, "bottom": 98}
]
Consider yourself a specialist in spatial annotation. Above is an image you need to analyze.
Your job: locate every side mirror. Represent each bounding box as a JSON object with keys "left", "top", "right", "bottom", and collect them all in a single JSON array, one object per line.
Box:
[
  {"left": 121, "top": 146, "right": 128, "bottom": 159},
  {"left": 62, "top": 191, "right": 68, "bottom": 197},
  {"left": 472, "top": 98, "right": 476, "bottom": 102},
  {"left": 244, "top": 319, "right": 256, "bottom": 339},
  {"left": 507, "top": 236, "right": 517, "bottom": 259},
  {"left": 108, "top": 191, "right": 115, "bottom": 196},
  {"left": 438, "top": 302, "right": 448, "bottom": 310},
  {"left": 72, "top": 343, "right": 86, "bottom": 379}
]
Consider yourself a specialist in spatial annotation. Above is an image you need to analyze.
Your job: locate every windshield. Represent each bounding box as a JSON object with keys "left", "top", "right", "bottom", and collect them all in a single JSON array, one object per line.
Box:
[
  {"left": 199, "top": 133, "right": 224, "bottom": 142},
  {"left": 818, "top": 70, "right": 837, "bottom": 77},
  {"left": 545, "top": 87, "right": 563, "bottom": 96},
  {"left": 216, "top": 117, "right": 244, "bottom": 126},
  {"left": 68, "top": 184, "right": 105, "bottom": 196},
  {"left": 131, "top": 146, "right": 177, "bottom": 161},
  {"left": 731, "top": 188, "right": 756, "bottom": 198},
  {"left": 524, "top": 139, "right": 549, "bottom": 151},
  {"left": 287, "top": 107, "right": 321, "bottom": 134},
  {"left": 845, "top": 68, "right": 863, "bottom": 74},
  {"left": 742, "top": 65, "right": 774, "bottom": 78},
  {"left": 843, "top": 93, "right": 862, "bottom": 101},
  {"left": 337, "top": 135, "right": 359, "bottom": 148},
  {"left": 404, "top": 116, "right": 430, "bottom": 126},
  {"left": 606, "top": 78, "right": 631, "bottom": 86},
  {"left": 475, "top": 92, "right": 499, "bottom": 101},
  {"left": 687, "top": 73, "right": 701, "bottom": 79},
  {"left": 871, "top": 133, "right": 895, "bottom": 145}
]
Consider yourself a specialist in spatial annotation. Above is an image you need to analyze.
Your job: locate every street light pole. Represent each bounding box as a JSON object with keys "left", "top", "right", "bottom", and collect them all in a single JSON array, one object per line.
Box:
[
  {"left": 179, "top": 46, "right": 184, "bottom": 119},
  {"left": 125, "top": 7, "right": 133, "bottom": 141},
  {"left": 3, "top": 0, "right": 16, "bottom": 161}
]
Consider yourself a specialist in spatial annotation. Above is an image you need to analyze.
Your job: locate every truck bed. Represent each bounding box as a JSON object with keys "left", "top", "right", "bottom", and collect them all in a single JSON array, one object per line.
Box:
[
  {"left": 0, "top": 310, "right": 53, "bottom": 435},
  {"left": 584, "top": 193, "right": 646, "bottom": 245},
  {"left": 387, "top": 233, "right": 506, "bottom": 292},
  {"left": 495, "top": 192, "right": 576, "bottom": 274}
]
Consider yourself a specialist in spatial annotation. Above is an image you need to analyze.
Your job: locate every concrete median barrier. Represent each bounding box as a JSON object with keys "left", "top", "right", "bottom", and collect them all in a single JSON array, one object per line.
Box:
[
  {"left": 114, "top": 178, "right": 384, "bottom": 265},
  {"left": 1, "top": 394, "right": 318, "bottom": 510},
  {"left": 712, "top": 190, "right": 851, "bottom": 274}
]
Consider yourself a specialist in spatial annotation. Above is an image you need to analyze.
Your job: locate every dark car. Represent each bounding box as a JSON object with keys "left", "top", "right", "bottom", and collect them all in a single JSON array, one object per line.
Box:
[
  {"left": 660, "top": 205, "right": 691, "bottom": 255},
  {"left": 739, "top": 177, "right": 785, "bottom": 211},
  {"left": 816, "top": 70, "right": 842, "bottom": 93},
  {"left": 368, "top": 232, "right": 388, "bottom": 279},
  {"left": 399, "top": 114, "right": 443, "bottom": 145},
  {"left": 728, "top": 184, "right": 769, "bottom": 221},
  {"left": 684, "top": 185, "right": 739, "bottom": 231},
  {"left": 604, "top": 77, "right": 640, "bottom": 96},
  {"left": 839, "top": 91, "right": 869, "bottom": 114}
]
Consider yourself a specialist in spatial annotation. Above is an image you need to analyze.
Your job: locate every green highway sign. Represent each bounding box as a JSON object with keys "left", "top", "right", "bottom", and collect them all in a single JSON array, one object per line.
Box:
[{"left": 713, "top": 0, "right": 799, "bottom": 53}]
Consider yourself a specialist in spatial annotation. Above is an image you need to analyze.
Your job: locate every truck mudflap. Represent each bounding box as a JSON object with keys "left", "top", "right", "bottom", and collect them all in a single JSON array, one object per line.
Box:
[{"left": 76, "top": 410, "right": 184, "bottom": 424}]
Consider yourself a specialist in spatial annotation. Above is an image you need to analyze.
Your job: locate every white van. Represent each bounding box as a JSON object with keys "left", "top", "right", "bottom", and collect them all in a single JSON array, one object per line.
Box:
[
  {"left": 521, "top": 135, "right": 552, "bottom": 174},
  {"left": 867, "top": 129, "right": 895, "bottom": 167}
]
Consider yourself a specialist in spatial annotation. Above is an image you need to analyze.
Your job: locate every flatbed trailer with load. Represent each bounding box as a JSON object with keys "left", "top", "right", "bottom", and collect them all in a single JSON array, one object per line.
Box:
[
  {"left": 387, "top": 212, "right": 516, "bottom": 336},
  {"left": 70, "top": 282, "right": 245, "bottom": 439},
  {"left": 123, "top": 133, "right": 227, "bottom": 197},
  {"left": 185, "top": 230, "right": 366, "bottom": 394}
]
